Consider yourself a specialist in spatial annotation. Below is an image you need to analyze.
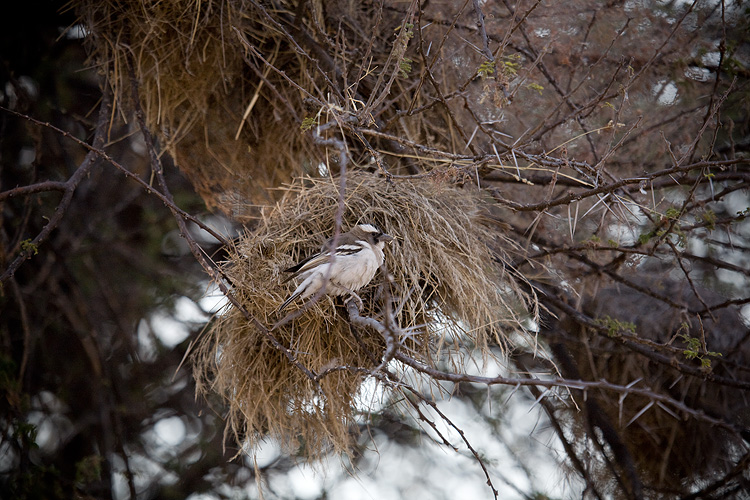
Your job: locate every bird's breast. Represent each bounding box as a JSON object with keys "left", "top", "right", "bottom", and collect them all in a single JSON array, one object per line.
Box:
[{"left": 329, "top": 246, "right": 380, "bottom": 292}]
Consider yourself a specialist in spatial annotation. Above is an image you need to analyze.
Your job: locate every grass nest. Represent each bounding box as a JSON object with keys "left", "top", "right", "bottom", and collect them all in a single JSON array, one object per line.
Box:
[
  {"left": 76, "top": 0, "right": 339, "bottom": 211},
  {"left": 76, "top": 0, "right": 509, "bottom": 215},
  {"left": 193, "top": 171, "right": 534, "bottom": 458}
]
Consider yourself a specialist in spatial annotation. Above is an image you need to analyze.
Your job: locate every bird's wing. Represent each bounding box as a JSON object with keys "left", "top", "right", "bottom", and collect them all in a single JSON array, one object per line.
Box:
[
  {"left": 281, "top": 243, "right": 366, "bottom": 283},
  {"left": 282, "top": 252, "right": 328, "bottom": 282}
]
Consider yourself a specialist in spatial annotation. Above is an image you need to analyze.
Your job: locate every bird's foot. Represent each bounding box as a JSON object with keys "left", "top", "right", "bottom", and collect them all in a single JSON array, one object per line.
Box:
[{"left": 344, "top": 292, "right": 364, "bottom": 311}]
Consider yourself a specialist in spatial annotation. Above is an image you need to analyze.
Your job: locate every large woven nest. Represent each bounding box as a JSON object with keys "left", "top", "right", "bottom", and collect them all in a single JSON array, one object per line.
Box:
[
  {"left": 76, "top": 0, "right": 518, "bottom": 216},
  {"left": 194, "top": 171, "right": 534, "bottom": 457},
  {"left": 75, "top": 0, "right": 456, "bottom": 214},
  {"left": 77, "top": 0, "right": 316, "bottom": 212}
]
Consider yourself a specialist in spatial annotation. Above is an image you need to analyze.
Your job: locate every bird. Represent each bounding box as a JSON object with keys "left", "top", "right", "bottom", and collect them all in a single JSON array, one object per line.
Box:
[{"left": 277, "top": 223, "right": 393, "bottom": 313}]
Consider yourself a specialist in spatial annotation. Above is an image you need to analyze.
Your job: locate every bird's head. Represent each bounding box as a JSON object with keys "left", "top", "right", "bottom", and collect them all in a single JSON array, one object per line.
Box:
[{"left": 353, "top": 223, "right": 394, "bottom": 245}]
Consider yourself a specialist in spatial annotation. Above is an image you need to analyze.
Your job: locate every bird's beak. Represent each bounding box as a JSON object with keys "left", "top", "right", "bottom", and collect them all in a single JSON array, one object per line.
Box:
[{"left": 380, "top": 234, "right": 394, "bottom": 243}]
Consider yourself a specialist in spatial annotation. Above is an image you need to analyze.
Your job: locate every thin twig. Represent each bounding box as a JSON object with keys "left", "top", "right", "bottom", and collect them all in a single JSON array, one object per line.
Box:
[{"left": 0, "top": 90, "right": 112, "bottom": 282}]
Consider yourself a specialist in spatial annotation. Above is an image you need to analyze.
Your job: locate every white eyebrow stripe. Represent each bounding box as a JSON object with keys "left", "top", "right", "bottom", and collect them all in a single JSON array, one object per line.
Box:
[{"left": 358, "top": 224, "right": 379, "bottom": 233}]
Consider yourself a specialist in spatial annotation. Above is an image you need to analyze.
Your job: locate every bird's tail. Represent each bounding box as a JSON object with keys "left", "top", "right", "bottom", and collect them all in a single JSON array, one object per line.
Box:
[{"left": 277, "top": 292, "right": 300, "bottom": 314}]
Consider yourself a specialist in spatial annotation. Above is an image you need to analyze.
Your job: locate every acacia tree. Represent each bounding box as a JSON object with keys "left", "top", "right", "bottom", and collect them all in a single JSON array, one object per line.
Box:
[{"left": 1, "top": 0, "right": 749, "bottom": 499}]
